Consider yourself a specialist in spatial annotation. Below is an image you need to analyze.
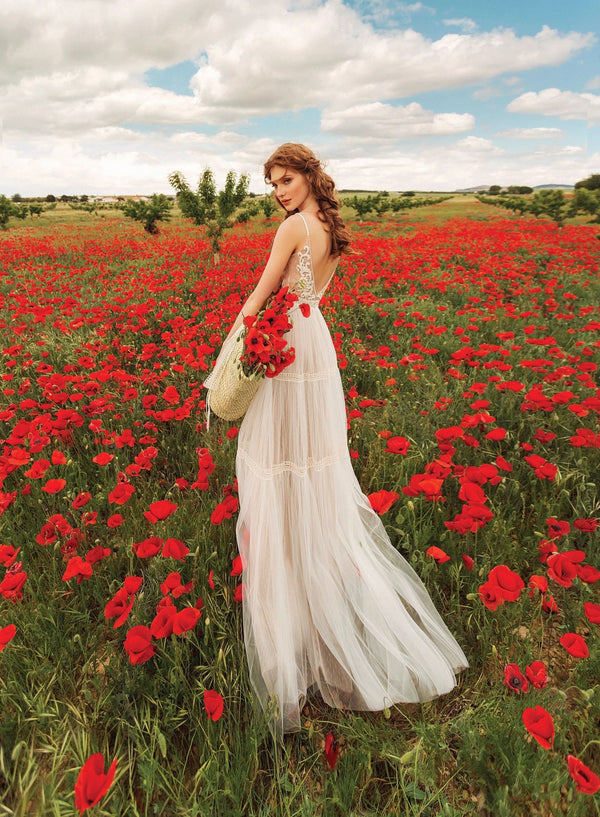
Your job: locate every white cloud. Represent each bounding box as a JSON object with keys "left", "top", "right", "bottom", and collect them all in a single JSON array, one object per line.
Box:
[
  {"left": 507, "top": 88, "right": 600, "bottom": 123},
  {"left": 495, "top": 127, "right": 563, "bottom": 140},
  {"left": 443, "top": 18, "right": 477, "bottom": 33},
  {"left": 321, "top": 102, "right": 474, "bottom": 140},
  {"left": 0, "top": 2, "right": 594, "bottom": 134},
  {"left": 456, "top": 136, "right": 503, "bottom": 154},
  {"left": 0, "top": 1, "right": 596, "bottom": 196}
]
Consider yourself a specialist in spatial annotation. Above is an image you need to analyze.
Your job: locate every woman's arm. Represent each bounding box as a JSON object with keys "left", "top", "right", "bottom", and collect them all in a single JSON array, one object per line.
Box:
[{"left": 223, "top": 215, "right": 303, "bottom": 342}]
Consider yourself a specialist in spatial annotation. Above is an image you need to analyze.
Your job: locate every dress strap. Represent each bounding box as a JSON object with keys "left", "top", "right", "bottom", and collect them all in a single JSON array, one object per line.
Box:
[{"left": 296, "top": 211, "right": 310, "bottom": 238}]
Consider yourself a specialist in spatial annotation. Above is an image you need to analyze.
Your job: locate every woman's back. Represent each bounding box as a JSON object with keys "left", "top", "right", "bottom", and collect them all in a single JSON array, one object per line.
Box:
[{"left": 280, "top": 211, "right": 339, "bottom": 298}]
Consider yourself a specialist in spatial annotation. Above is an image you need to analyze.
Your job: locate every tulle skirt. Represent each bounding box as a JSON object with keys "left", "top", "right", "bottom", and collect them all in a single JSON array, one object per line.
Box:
[{"left": 235, "top": 304, "right": 468, "bottom": 740}]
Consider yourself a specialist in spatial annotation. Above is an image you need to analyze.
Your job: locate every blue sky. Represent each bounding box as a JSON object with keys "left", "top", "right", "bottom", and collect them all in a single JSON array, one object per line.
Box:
[{"left": 1, "top": 0, "right": 598, "bottom": 194}]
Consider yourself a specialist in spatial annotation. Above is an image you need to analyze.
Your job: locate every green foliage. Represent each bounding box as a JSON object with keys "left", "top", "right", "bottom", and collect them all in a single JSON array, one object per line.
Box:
[
  {"left": 259, "top": 195, "right": 278, "bottom": 219},
  {"left": 343, "top": 193, "right": 452, "bottom": 221},
  {"left": 568, "top": 187, "right": 600, "bottom": 224},
  {"left": 506, "top": 185, "right": 534, "bottom": 195},
  {"left": 169, "top": 168, "right": 250, "bottom": 262},
  {"left": 574, "top": 173, "right": 600, "bottom": 191},
  {"left": 120, "top": 194, "right": 172, "bottom": 234},
  {"left": 477, "top": 189, "right": 573, "bottom": 225}
]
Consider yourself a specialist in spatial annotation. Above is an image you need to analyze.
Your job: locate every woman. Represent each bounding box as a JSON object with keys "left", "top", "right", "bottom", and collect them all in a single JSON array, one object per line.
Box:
[{"left": 206, "top": 143, "right": 467, "bottom": 741}]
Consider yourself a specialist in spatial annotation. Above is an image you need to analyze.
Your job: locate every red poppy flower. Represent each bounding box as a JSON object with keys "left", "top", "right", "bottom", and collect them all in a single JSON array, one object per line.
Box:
[
  {"left": 133, "top": 537, "right": 163, "bottom": 558},
  {"left": 559, "top": 632, "right": 589, "bottom": 658},
  {"left": 461, "top": 554, "right": 474, "bottom": 571},
  {"left": 108, "top": 483, "right": 135, "bottom": 505},
  {"left": 0, "top": 570, "right": 27, "bottom": 601},
  {"left": 173, "top": 607, "right": 201, "bottom": 635},
  {"left": 583, "top": 601, "right": 600, "bottom": 624},
  {"left": 385, "top": 436, "right": 410, "bottom": 455},
  {"left": 150, "top": 606, "right": 176, "bottom": 639},
  {"left": 577, "top": 564, "right": 600, "bottom": 583},
  {"left": 85, "top": 546, "right": 111, "bottom": 564},
  {"left": 0, "top": 623, "right": 17, "bottom": 651},
  {"left": 72, "top": 492, "right": 92, "bottom": 509},
  {"left": 503, "top": 663, "right": 529, "bottom": 694},
  {"left": 567, "top": 755, "right": 600, "bottom": 795},
  {"left": 426, "top": 546, "right": 450, "bottom": 564},
  {"left": 368, "top": 490, "right": 399, "bottom": 515},
  {"left": 144, "top": 500, "right": 178, "bottom": 524},
  {"left": 123, "top": 625, "right": 155, "bottom": 665},
  {"left": 204, "top": 689, "right": 224, "bottom": 721},
  {"left": 300, "top": 303, "right": 311, "bottom": 317},
  {"left": 573, "top": 517, "right": 598, "bottom": 532},
  {"left": 62, "top": 556, "right": 93, "bottom": 584},
  {"left": 0, "top": 544, "right": 20, "bottom": 567},
  {"left": 230, "top": 554, "right": 245, "bottom": 576},
  {"left": 525, "top": 660, "right": 548, "bottom": 689},
  {"left": 522, "top": 705, "right": 554, "bottom": 749},
  {"left": 324, "top": 733, "right": 339, "bottom": 769},
  {"left": 546, "top": 551, "right": 586, "bottom": 587},
  {"left": 161, "top": 538, "right": 190, "bottom": 560},
  {"left": 74, "top": 753, "right": 118, "bottom": 815},
  {"left": 104, "top": 588, "right": 136, "bottom": 628},
  {"left": 42, "top": 478, "right": 66, "bottom": 494},
  {"left": 478, "top": 579, "right": 504, "bottom": 611},
  {"left": 92, "top": 452, "right": 114, "bottom": 465},
  {"left": 488, "top": 564, "right": 524, "bottom": 601}
]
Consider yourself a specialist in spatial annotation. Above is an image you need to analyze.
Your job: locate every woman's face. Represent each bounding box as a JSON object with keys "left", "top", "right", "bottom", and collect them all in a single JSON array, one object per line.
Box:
[{"left": 268, "top": 164, "right": 314, "bottom": 212}]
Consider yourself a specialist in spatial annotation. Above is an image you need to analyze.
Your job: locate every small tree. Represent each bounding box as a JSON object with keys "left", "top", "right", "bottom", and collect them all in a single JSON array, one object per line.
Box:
[
  {"left": 528, "top": 189, "right": 567, "bottom": 226},
  {"left": 568, "top": 187, "right": 600, "bottom": 223},
  {"left": 260, "top": 195, "right": 278, "bottom": 219},
  {"left": 121, "top": 194, "right": 171, "bottom": 234},
  {"left": 343, "top": 194, "right": 378, "bottom": 222},
  {"left": 0, "top": 195, "right": 15, "bottom": 228},
  {"left": 169, "top": 168, "right": 249, "bottom": 264},
  {"left": 488, "top": 185, "right": 502, "bottom": 195}
]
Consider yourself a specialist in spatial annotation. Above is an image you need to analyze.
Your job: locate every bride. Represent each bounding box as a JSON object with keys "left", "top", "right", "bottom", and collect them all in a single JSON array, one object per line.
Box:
[{"left": 204, "top": 143, "right": 468, "bottom": 741}]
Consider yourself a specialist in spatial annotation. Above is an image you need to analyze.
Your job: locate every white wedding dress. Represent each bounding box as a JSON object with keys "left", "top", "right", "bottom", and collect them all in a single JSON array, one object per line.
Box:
[{"left": 207, "top": 212, "right": 468, "bottom": 740}]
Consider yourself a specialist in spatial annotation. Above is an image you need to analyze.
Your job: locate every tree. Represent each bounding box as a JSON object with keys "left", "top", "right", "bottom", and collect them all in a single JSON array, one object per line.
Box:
[
  {"left": 568, "top": 187, "right": 600, "bottom": 223},
  {"left": 574, "top": 173, "right": 600, "bottom": 191},
  {"left": 528, "top": 189, "right": 567, "bottom": 226},
  {"left": 0, "top": 195, "right": 15, "bottom": 228},
  {"left": 260, "top": 195, "right": 278, "bottom": 219},
  {"left": 169, "top": 168, "right": 250, "bottom": 264},
  {"left": 488, "top": 185, "right": 502, "bottom": 195},
  {"left": 343, "top": 194, "right": 378, "bottom": 222},
  {"left": 121, "top": 194, "right": 172, "bottom": 234}
]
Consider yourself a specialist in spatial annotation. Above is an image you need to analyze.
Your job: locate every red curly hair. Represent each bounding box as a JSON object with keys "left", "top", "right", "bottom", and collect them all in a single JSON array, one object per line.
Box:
[{"left": 264, "top": 143, "right": 352, "bottom": 256}]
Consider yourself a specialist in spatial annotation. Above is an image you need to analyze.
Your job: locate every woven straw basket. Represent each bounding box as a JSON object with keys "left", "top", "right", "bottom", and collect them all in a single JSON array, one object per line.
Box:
[{"left": 208, "top": 329, "right": 260, "bottom": 421}]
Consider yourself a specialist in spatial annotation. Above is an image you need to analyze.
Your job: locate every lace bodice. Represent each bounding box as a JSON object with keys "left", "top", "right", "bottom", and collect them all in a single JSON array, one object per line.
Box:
[{"left": 280, "top": 213, "right": 336, "bottom": 306}]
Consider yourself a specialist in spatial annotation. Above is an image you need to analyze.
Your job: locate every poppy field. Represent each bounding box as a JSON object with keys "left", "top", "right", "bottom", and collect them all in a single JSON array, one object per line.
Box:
[{"left": 0, "top": 201, "right": 599, "bottom": 816}]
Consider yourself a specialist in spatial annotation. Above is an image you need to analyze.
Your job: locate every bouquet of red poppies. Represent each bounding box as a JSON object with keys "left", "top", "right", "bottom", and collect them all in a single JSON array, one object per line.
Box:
[{"left": 239, "top": 286, "right": 299, "bottom": 379}]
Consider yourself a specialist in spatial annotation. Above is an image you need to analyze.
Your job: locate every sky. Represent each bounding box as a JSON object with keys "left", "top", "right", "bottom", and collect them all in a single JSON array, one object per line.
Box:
[{"left": 1, "top": 0, "right": 599, "bottom": 196}]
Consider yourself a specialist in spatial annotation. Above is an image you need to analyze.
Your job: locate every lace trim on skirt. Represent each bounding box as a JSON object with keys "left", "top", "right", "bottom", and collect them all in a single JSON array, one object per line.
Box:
[
  {"left": 237, "top": 446, "right": 345, "bottom": 478},
  {"left": 274, "top": 368, "right": 339, "bottom": 382}
]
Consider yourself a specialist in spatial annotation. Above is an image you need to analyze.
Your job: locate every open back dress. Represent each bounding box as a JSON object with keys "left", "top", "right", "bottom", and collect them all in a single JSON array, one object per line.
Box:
[{"left": 210, "top": 211, "right": 468, "bottom": 740}]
